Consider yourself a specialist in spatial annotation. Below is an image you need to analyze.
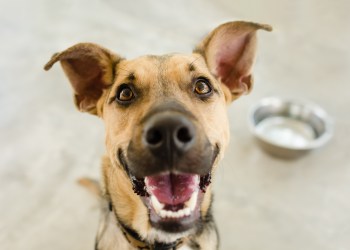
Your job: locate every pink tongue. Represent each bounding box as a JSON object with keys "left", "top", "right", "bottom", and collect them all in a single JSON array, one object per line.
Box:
[{"left": 146, "top": 173, "right": 198, "bottom": 205}]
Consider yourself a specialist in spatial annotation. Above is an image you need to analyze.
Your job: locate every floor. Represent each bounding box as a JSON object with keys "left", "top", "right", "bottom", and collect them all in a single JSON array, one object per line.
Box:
[{"left": 1, "top": 0, "right": 350, "bottom": 249}]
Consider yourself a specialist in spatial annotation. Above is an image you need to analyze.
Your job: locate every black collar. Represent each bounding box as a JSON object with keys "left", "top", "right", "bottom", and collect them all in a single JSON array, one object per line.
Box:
[{"left": 109, "top": 202, "right": 183, "bottom": 250}]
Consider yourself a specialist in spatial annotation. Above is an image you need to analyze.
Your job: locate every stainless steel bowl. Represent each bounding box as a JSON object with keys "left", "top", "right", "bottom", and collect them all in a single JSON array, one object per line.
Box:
[{"left": 249, "top": 97, "right": 333, "bottom": 158}]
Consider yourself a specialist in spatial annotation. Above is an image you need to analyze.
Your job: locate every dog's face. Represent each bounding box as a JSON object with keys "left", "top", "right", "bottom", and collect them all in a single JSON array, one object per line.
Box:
[
  {"left": 45, "top": 21, "right": 271, "bottom": 241},
  {"left": 103, "top": 54, "right": 230, "bottom": 234}
]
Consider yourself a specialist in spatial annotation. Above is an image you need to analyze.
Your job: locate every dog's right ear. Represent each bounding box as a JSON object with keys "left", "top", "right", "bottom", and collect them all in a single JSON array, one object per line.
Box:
[
  {"left": 44, "top": 43, "right": 122, "bottom": 115},
  {"left": 194, "top": 21, "right": 272, "bottom": 102}
]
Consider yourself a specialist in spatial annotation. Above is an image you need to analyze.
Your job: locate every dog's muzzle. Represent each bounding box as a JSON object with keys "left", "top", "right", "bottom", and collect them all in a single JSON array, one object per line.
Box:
[{"left": 121, "top": 105, "right": 219, "bottom": 233}]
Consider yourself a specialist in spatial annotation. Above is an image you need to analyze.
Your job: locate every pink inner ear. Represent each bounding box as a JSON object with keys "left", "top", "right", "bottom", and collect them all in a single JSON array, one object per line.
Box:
[
  {"left": 62, "top": 57, "right": 105, "bottom": 113},
  {"left": 66, "top": 57, "right": 102, "bottom": 94},
  {"left": 214, "top": 34, "right": 250, "bottom": 91}
]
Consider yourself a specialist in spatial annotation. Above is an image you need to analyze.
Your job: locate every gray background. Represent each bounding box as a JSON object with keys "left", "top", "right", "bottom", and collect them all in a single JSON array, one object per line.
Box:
[{"left": 1, "top": 0, "right": 349, "bottom": 249}]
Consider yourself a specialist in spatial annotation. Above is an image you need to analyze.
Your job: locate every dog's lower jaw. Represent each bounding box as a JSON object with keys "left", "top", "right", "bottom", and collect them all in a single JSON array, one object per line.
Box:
[
  {"left": 102, "top": 156, "right": 218, "bottom": 249},
  {"left": 95, "top": 198, "right": 218, "bottom": 250},
  {"left": 116, "top": 145, "right": 217, "bottom": 231},
  {"left": 95, "top": 192, "right": 218, "bottom": 250}
]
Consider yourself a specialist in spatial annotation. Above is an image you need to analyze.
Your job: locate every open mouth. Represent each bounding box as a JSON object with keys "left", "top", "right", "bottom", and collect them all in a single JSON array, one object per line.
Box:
[
  {"left": 131, "top": 172, "right": 212, "bottom": 233},
  {"left": 119, "top": 141, "right": 219, "bottom": 233}
]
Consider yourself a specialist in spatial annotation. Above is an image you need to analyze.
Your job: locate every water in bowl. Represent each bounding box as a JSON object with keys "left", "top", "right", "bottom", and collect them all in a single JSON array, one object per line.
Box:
[{"left": 255, "top": 116, "right": 316, "bottom": 148}]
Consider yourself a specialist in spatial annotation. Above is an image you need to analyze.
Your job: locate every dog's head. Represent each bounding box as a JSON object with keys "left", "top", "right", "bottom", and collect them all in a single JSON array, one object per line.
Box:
[{"left": 45, "top": 21, "right": 271, "bottom": 242}]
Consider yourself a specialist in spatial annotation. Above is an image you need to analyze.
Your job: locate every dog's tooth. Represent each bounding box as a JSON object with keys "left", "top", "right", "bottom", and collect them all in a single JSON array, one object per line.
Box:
[
  {"left": 177, "top": 210, "right": 185, "bottom": 218},
  {"left": 159, "top": 209, "right": 167, "bottom": 218},
  {"left": 185, "top": 190, "right": 198, "bottom": 212},
  {"left": 144, "top": 177, "right": 150, "bottom": 186},
  {"left": 151, "top": 195, "right": 164, "bottom": 214},
  {"left": 165, "top": 210, "right": 173, "bottom": 218},
  {"left": 144, "top": 177, "right": 156, "bottom": 194},
  {"left": 175, "top": 210, "right": 183, "bottom": 218},
  {"left": 194, "top": 175, "right": 200, "bottom": 186},
  {"left": 172, "top": 210, "right": 179, "bottom": 218},
  {"left": 183, "top": 207, "right": 191, "bottom": 216},
  {"left": 158, "top": 207, "right": 193, "bottom": 218}
]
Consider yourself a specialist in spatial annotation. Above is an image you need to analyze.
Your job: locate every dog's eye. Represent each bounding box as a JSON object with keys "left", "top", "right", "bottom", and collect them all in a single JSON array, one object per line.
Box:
[
  {"left": 116, "top": 85, "right": 135, "bottom": 103},
  {"left": 194, "top": 78, "right": 212, "bottom": 96}
]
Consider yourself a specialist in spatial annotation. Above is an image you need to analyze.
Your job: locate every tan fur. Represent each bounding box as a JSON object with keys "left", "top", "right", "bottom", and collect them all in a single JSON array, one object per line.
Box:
[
  {"left": 195, "top": 21, "right": 272, "bottom": 101},
  {"left": 100, "top": 54, "right": 231, "bottom": 241},
  {"left": 45, "top": 21, "right": 271, "bottom": 249},
  {"left": 77, "top": 177, "right": 101, "bottom": 197},
  {"left": 44, "top": 43, "right": 122, "bottom": 114}
]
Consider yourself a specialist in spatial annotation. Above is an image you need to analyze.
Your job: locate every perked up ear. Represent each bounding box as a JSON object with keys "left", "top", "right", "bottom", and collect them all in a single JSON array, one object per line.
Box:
[
  {"left": 194, "top": 21, "right": 272, "bottom": 102},
  {"left": 44, "top": 43, "right": 122, "bottom": 115}
]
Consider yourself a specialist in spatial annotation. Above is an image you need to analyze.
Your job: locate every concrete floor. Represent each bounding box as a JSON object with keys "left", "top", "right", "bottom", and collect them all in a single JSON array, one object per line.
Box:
[{"left": 1, "top": 0, "right": 349, "bottom": 249}]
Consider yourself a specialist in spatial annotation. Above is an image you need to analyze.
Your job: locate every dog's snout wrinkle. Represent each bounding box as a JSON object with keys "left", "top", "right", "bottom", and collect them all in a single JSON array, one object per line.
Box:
[{"left": 139, "top": 101, "right": 196, "bottom": 125}]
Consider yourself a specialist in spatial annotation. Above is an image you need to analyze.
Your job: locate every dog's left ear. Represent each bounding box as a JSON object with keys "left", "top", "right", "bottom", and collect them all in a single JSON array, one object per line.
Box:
[
  {"left": 44, "top": 43, "right": 122, "bottom": 115},
  {"left": 194, "top": 21, "right": 272, "bottom": 102}
]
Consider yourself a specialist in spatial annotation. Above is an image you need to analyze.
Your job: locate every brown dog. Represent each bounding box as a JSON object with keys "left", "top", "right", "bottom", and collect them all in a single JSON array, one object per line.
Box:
[{"left": 45, "top": 21, "right": 271, "bottom": 250}]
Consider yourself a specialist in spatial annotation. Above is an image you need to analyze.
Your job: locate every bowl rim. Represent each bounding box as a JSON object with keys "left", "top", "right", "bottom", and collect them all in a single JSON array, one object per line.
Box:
[{"left": 248, "top": 97, "right": 334, "bottom": 151}]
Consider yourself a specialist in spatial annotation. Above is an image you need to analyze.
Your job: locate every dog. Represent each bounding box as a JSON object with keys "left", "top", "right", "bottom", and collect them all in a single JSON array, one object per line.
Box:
[{"left": 44, "top": 21, "right": 271, "bottom": 250}]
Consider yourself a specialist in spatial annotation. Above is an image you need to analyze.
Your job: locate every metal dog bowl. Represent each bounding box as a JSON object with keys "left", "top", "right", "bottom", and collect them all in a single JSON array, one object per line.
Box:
[{"left": 249, "top": 97, "right": 333, "bottom": 158}]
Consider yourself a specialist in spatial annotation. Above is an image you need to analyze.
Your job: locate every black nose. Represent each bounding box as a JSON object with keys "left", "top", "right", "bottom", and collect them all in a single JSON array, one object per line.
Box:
[{"left": 143, "top": 113, "right": 196, "bottom": 158}]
